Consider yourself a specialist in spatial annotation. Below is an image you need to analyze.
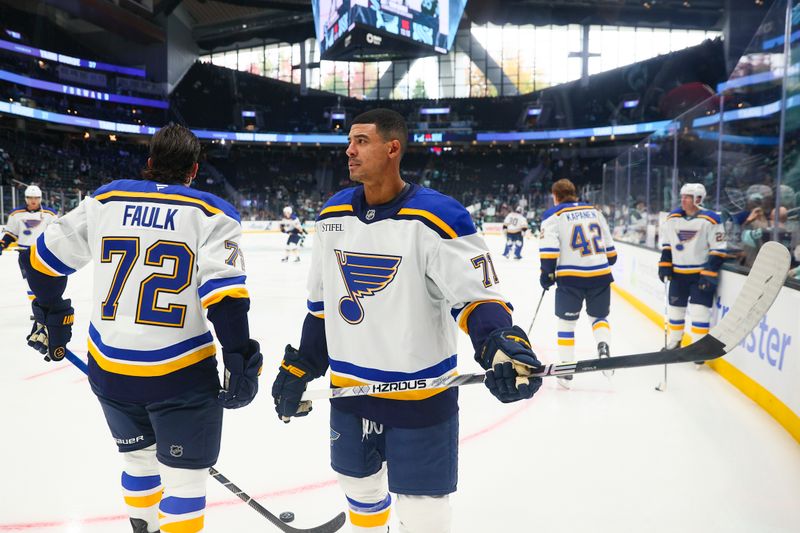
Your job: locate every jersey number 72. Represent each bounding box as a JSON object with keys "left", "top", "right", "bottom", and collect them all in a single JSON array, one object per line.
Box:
[{"left": 101, "top": 237, "right": 194, "bottom": 328}]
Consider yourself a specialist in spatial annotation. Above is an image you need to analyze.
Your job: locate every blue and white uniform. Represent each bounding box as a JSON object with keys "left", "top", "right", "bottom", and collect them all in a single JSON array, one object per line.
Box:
[
  {"left": 298, "top": 182, "right": 514, "bottom": 529},
  {"left": 539, "top": 201, "right": 616, "bottom": 361},
  {"left": 280, "top": 207, "right": 304, "bottom": 262},
  {"left": 1, "top": 205, "right": 57, "bottom": 301},
  {"left": 659, "top": 207, "right": 727, "bottom": 347},
  {"left": 502, "top": 211, "right": 528, "bottom": 259}
]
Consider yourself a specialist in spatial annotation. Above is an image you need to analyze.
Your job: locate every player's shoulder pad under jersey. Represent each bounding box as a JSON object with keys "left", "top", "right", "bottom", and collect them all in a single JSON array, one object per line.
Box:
[
  {"left": 8, "top": 208, "right": 25, "bottom": 217},
  {"left": 541, "top": 201, "right": 594, "bottom": 222},
  {"left": 399, "top": 186, "right": 476, "bottom": 239},
  {"left": 91, "top": 179, "right": 241, "bottom": 223},
  {"left": 41, "top": 206, "right": 57, "bottom": 217},
  {"left": 667, "top": 207, "right": 684, "bottom": 218},
  {"left": 697, "top": 208, "right": 721, "bottom": 224},
  {"left": 317, "top": 187, "right": 357, "bottom": 221}
]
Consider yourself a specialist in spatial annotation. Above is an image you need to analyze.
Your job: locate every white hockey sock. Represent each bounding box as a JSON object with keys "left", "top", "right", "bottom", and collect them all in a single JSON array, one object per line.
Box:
[
  {"left": 121, "top": 445, "right": 162, "bottom": 533},
  {"left": 557, "top": 318, "right": 577, "bottom": 361},
  {"left": 589, "top": 316, "right": 610, "bottom": 345},
  {"left": 338, "top": 466, "right": 391, "bottom": 532},
  {"left": 688, "top": 303, "right": 712, "bottom": 344},
  {"left": 158, "top": 464, "right": 208, "bottom": 533},
  {"left": 396, "top": 494, "right": 451, "bottom": 533},
  {"left": 667, "top": 305, "right": 687, "bottom": 348}
]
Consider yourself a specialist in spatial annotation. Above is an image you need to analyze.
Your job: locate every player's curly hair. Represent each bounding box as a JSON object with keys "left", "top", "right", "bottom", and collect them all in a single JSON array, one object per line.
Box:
[
  {"left": 552, "top": 178, "right": 578, "bottom": 203},
  {"left": 351, "top": 108, "right": 408, "bottom": 158},
  {"left": 142, "top": 123, "right": 201, "bottom": 184}
]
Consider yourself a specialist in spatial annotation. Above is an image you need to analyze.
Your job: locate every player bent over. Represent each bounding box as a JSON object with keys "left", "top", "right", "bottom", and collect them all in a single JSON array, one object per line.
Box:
[
  {"left": 0, "top": 185, "right": 57, "bottom": 304},
  {"left": 539, "top": 179, "right": 617, "bottom": 387},
  {"left": 280, "top": 205, "right": 305, "bottom": 262},
  {"left": 272, "top": 109, "right": 543, "bottom": 533},
  {"left": 502, "top": 206, "right": 528, "bottom": 259},
  {"left": 23, "top": 124, "right": 262, "bottom": 533},
  {"left": 658, "top": 183, "right": 727, "bottom": 362}
]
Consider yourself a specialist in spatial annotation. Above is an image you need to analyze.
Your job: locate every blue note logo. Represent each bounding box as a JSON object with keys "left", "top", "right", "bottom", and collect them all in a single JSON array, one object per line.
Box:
[
  {"left": 23, "top": 219, "right": 42, "bottom": 229},
  {"left": 677, "top": 230, "right": 698, "bottom": 242},
  {"left": 335, "top": 249, "right": 402, "bottom": 325}
]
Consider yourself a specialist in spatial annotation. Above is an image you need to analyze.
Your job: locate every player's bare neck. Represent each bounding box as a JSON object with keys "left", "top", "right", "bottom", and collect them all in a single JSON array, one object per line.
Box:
[
  {"left": 685, "top": 205, "right": 700, "bottom": 217},
  {"left": 363, "top": 174, "right": 405, "bottom": 206}
]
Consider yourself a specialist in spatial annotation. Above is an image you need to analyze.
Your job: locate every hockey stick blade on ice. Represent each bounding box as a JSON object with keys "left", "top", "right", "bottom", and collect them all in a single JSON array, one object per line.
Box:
[
  {"left": 302, "top": 241, "right": 789, "bottom": 401},
  {"left": 62, "top": 349, "right": 346, "bottom": 533},
  {"left": 209, "top": 468, "right": 346, "bottom": 533}
]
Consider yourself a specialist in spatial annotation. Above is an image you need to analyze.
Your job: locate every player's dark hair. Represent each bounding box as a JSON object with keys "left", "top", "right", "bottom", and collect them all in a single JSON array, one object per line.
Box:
[
  {"left": 552, "top": 178, "right": 578, "bottom": 203},
  {"left": 351, "top": 108, "right": 408, "bottom": 158},
  {"left": 143, "top": 123, "right": 201, "bottom": 184}
]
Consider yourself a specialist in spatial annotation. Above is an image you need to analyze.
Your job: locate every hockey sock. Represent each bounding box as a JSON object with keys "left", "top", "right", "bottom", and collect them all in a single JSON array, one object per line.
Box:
[
  {"left": 121, "top": 445, "right": 162, "bottom": 533},
  {"left": 557, "top": 318, "right": 577, "bottom": 360},
  {"left": 503, "top": 241, "right": 512, "bottom": 257},
  {"left": 338, "top": 466, "right": 391, "bottom": 532},
  {"left": 396, "top": 494, "right": 451, "bottom": 533},
  {"left": 158, "top": 464, "right": 207, "bottom": 533},
  {"left": 514, "top": 241, "right": 523, "bottom": 258},
  {"left": 589, "top": 316, "right": 610, "bottom": 345},
  {"left": 667, "top": 305, "right": 687, "bottom": 348},
  {"left": 688, "top": 303, "right": 711, "bottom": 344}
]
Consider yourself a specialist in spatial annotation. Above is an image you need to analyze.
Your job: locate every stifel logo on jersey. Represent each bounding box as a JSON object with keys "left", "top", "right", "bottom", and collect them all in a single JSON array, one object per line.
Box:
[{"left": 335, "top": 249, "right": 402, "bottom": 325}]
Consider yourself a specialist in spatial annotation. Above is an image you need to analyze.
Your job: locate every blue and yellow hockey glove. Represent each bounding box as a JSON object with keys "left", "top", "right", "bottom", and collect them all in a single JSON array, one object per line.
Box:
[
  {"left": 217, "top": 339, "right": 262, "bottom": 409},
  {"left": 478, "top": 326, "right": 543, "bottom": 403},
  {"left": 539, "top": 270, "right": 556, "bottom": 290},
  {"left": 272, "top": 345, "right": 314, "bottom": 423},
  {"left": 27, "top": 299, "right": 74, "bottom": 362},
  {"left": 697, "top": 271, "right": 719, "bottom": 293}
]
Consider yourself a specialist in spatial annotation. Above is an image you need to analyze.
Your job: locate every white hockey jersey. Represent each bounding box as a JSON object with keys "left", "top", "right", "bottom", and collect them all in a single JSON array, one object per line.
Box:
[
  {"left": 539, "top": 202, "right": 616, "bottom": 287},
  {"left": 29, "top": 179, "right": 248, "bottom": 401},
  {"left": 503, "top": 212, "right": 528, "bottom": 234},
  {"left": 660, "top": 207, "right": 726, "bottom": 275},
  {"left": 308, "top": 184, "right": 511, "bottom": 425},
  {"left": 2, "top": 206, "right": 58, "bottom": 249},
  {"left": 280, "top": 214, "right": 303, "bottom": 234}
]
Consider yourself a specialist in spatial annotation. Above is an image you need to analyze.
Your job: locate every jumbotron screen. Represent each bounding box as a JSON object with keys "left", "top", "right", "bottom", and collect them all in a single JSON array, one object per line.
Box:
[{"left": 312, "top": 0, "right": 468, "bottom": 61}]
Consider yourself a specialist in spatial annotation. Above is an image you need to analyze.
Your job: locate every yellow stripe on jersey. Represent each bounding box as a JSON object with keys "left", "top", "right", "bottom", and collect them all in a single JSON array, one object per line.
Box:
[
  {"left": 93, "top": 191, "right": 224, "bottom": 216},
  {"left": 539, "top": 252, "right": 560, "bottom": 259},
  {"left": 200, "top": 287, "right": 250, "bottom": 308},
  {"left": 553, "top": 205, "right": 595, "bottom": 217},
  {"left": 457, "top": 299, "right": 513, "bottom": 334},
  {"left": 349, "top": 509, "right": 391, "bottom": 528},
  {"left": 700, "top": 270, "right": 718, "bottom": 277},
  {"left": 697, "top": 215, "right": 718, "bottom": 225},
  {"left": 160, "top": 516, "right": 204, "bottom": 533},
  {"left": 397, "top": 208, "right": 458, "bottom": 239},
  {"left": 88, "top": 340, "right": 216, "bottom": 377},
  {"left": 319, "top": 204, "right": 354, "bottom": 216},
  {"left": 330, "top": 374, "right": 452, "bottom": 400},
  {"left": 124, "top": 491, "right": 163, "bottom": 508},
  {"left": 673, "top": 266, "right": 703, "bottom": 274},
  {"left": 29, "top": 245, "right": 61, "bottom": 277},
  {"left": 556, "top": 267, "right": 612, "bottom": 278}
]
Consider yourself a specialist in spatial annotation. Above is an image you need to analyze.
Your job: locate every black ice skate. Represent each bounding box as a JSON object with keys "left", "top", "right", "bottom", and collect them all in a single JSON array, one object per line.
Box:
[
  {"left": 557, "top": 374, "right": 573, "bottom": 389},
  {"left": 598, "top": 342, "right": 613, "bottom": 377},
  {"left": 130, "top": 518, "right": 158, "bottom": 533}
]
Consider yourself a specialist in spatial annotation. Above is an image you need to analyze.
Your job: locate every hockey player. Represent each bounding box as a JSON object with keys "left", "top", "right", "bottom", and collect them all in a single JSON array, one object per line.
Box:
[
  {"left": 23, "top": 124, "right": 262, "bottom": 533},
  {"left": 272, "top": 109, "right": 542, "bottom": 533},
  {"left": 502, "top": 206, "right": 528, "bottom": 259},
  {"left": 280, "top": 206, "right": 305, "bottom": 262},
  {"left": 0, "top": 185, "right": 57, "bottom": 303},
  {"left": 539, "top": 178, "right": 617, "bottom": 386},
  {"left": 658, "top": 183, "right": 727, "bottom": 358}
]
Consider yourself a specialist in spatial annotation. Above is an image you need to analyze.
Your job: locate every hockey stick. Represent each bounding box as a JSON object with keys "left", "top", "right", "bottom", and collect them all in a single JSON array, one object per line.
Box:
[
  {"left": 527, "top": 288, "right": 547, "bottom": 336},
  {"left": 62, "top": 349, "right": 346, "bottom": 533},
  {"left": 655, "top": 279, "right": 669, "bottom": 392},
  {"left": 302, "top": 241, "right": 789, "bottom": 402}
]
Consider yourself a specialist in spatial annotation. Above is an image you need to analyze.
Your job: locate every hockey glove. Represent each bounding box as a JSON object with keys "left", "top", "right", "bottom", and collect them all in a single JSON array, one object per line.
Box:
[
  {"left": 272, "top": 344, "right": 315, "bottom": 423},
  {"left": 697, "top": 272, "right": 718, "bottom": 293},
  {"left": 478, "top": 326, "right": 543, "bottom": 403},
  {"left": 658, "top": 265, "right": 672, "bottom": 282},
  {"left": 539, "top": 271, "right": 556, "bottom": 290},
  {"left": 217, "top": 339, "right": 263, "bottom": 409},
  {"left": 27, "top": 299, "right": 74, "bottom": 362}
]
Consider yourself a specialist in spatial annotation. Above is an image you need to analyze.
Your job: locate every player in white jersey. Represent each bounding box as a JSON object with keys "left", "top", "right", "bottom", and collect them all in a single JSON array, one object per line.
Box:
[
  {"left": 23, "top": 125, "right": 262, "bottom": 533},
  {"left": 0, "top": 185, "right": 57, "bottom": 303},
  {"left": 272, "top": 109, "right": 543, "bottom": 533},
  {"left": 539, "top": 179, "right": 617, "bottom": 386},
  {"left": 502, "top": 206, "right": 529, "bottom": 259},
  {"left": 658, "top": 183, "right": 727, "bottom": 356},
  {"left": 280, "top": 205, "right": 305, "bottom": 262}
]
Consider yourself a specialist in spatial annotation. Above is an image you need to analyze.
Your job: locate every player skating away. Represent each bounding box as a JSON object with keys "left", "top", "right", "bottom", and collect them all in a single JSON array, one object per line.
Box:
[
  {"left": 280, "top": 205, "right": 305, "bottom": 262},
  {"left": 0, "top": 185, "right": 57, "bottom": 304},
  {"left": 658, "top": 183, "right": 727, "bottom": 362},
  {"left": 502, "top": 206, "right": 529, "bottom": 259},
  {"left": 539, "top": 179, "right": 617, "bottom": 387},
  {"left": 272, "top": 109, "right": 543, "bottom": 533},
  {"left": 23, "top": 124, "right": 262, "bottom": 533}
]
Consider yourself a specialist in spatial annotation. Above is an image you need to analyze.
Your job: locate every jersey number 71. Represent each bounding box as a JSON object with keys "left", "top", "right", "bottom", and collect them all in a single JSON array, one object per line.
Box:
[{"left": 101, "top": 237, "right": 194, "bottom": 328}]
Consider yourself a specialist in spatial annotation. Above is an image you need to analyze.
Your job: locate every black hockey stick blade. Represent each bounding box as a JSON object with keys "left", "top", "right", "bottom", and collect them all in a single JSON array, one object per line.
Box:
[
  {"left": 302, "top": 242, "right": 789, "bottom": 401},
  {"left": 210, "top": 467, "right": 346, "bottom": 533}
]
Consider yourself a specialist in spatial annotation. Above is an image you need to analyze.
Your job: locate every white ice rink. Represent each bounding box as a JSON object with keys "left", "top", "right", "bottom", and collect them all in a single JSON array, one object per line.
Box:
[{"left": 1, "top": 233, "right": 798, "bottom": 533}]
